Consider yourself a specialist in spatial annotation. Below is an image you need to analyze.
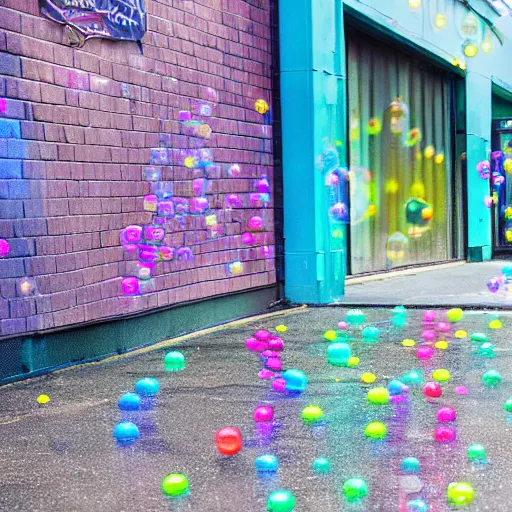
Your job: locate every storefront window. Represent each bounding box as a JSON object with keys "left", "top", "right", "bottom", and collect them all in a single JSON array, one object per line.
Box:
[{"left": 347, "top": 33, "right": 455, "bottom": 274}]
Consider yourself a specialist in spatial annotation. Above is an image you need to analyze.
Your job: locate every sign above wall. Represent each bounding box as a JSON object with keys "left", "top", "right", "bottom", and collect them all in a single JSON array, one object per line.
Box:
[{"left": 39, "top": 0, "right": 147, "bottom": 47}]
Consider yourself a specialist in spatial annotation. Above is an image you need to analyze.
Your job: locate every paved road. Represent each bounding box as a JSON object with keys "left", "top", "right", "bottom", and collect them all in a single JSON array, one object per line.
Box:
[{"left": 1, "top": 307, "right": 512, "bottom": 511}]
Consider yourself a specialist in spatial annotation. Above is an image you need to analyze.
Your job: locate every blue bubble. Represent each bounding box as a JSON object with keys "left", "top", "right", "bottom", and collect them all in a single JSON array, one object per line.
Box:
[
  {"left": 118, "top": 392, "right": 141, "bottom": 411},
  {"left": 388, "top": 379, "right": 407, "bottom": 395},
  {"left": 255, "top": 454, "right": 279, "bottom": 473},
  {"left": 312, "top": 457, "right": 331, "bottom": 474},
  {"left": 135, "top": 378, "right": 160, "bottom": 397},
  {"left": 113, "top": 422, "right": 140, "bottom": 445},
  {"left": 283, "top": 369, "right": 307, "bottom": 393},
  {"left": 401, "top": 457, "right": 420, "bottom": 473},
  {"left": 406, "top": 498, "right": 428, "bottom": 512}
]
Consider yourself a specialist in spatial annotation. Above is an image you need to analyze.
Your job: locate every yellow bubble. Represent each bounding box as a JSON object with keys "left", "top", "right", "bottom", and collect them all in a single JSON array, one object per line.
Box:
[
  {"left": 275, "top": 325, "right": 287, "bottom": 333},
  {"left": 434, "top": 153, "right": 445, "bottom": 165},
  {"left": 254, "top": 99, "right": 269, "bottom": 115},
  {"left": 335, "top": 378, "right": 341, "bottom": 383},
  {"left": 489, "top": 319, "right": 502, "bottom": 329},
  {"left": 402, "top": 339, "right": 416, "bottom": 347},
  {"left": 435, "top": 340, "right": 449, "bottom": 350},
  {"left": 435, "top": 13, "right": 447, "bottom": 29},
  {"left": 324, "top": 330, "right": 337, "bottom": 342},
  {"left": 385, "top": 179, "right": 399, "bottom": 194},
  {"left": 432, "top": 369, "right": 451, "bottom": 382},
  {"left": 37, "top": 394, "right": 50, "bottom": 404},
  {"left": 361, "top": 373, "right": 376, "bottom": 384},
  {"left": 455, "top": 330, "right": 467, "bottom": 339},
  {"left": 184, "top": 156, "right": 196, "bottom": 168},
  {"left": 424, "top": 145, "right": 435, "bottom": 159},
  {"left": 347, "top": 357, "right": 360, "bottom": 368}
]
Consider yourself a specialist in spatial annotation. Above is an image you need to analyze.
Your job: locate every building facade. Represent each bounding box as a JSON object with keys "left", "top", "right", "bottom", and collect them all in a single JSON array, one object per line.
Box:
[{"left": 280, "top": 0, "right": 512, "bottom": 303}]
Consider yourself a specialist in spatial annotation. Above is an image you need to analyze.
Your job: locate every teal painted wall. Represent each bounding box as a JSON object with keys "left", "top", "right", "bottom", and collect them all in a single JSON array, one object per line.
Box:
[{"left": 280, "top": 0, "right": 512, "bottom": 302}]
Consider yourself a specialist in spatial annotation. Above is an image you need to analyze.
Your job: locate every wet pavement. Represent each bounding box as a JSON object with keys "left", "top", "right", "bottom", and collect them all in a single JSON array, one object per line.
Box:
[{"left": 1, "top": 306, "right": 512, "bottom": 512}]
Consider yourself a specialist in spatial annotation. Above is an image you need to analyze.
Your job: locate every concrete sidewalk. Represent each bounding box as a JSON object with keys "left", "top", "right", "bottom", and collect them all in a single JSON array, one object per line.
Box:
[{"left": 343, "top": 261, "right": 512, "bottom": 308}]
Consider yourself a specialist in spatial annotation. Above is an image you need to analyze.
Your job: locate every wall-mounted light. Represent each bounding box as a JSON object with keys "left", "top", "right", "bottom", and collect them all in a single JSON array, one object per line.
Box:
[
  {"left": 435, "top": 13, "right": 447, "bottom": 29},
  {"left": 463, "top": 40, "right": 478, "bottom": 58}
]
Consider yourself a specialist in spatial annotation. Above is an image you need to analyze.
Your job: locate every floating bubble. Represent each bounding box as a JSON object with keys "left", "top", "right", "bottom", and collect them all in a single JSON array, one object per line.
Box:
[
  {"left": 435, "top": 426, "right": 456, "bottom": 443},
  {"left": 401, "top": 457, "right": 420, "bottom": 473},
  {"left": 346, "top": 309, "right": 366, "bottom": 326},
  {"left": 402, "top": 339, "right": 416, "bottom": 347},
  {"left": 482, "top": 369, "right": 502, "bottom": 387},
  {"left": 406, "top": 499, "right": 428, "bottom": 512},
  {"left": 323, "top": 330, "right": 337, "bottom": 341},
  {"left": 118, "top": 392, "right": 141, "bottom": 411},
  {"left": 447, "top": 482, "right": 474, "bottom": 507},
  {"left": 327, "top": 342, "right": 351, "bottom": 367},
  {"left": 164, "top": 351, "right": 185, "bottom": 372},
  {"left": 275, "top": 325, "right": 287, "bottom": 333},
  {"left": 135, "top": 378, "right": 160, "bottom": 397},
  {"left": 447, "top": 308, "right": 463, "bottom": 323},
  {"left": 18, "top": 277, "right": 38, "bottom": 297},
  {"left": 437, "top": 406, "right": 456, "bottom": 423},
  {"left": 362, "top": 326, "right": 380, "bottom": 342},
  {"left": 365, "top": 421, "right": 387, "bottom": 439},
  {"left": 266, "top": 490, "right": 295, "bottom": 512},
  {"left": 312, "top": 457, "right": 331, "bottom": 474},
  {"left": 0, "top": 239, "right": 10, "bottom": 257},
  {"left": 282, "top": 369, "right": 307, "bottom": 393},
  {"left": 417, "top": 346, "right": 434, "bottom": 361},
  {"left": 301, "top": 406, "right": 324, "bottom": 425},
  {"left": 36, "top": 394, "right": 50, "bottom": 404},
  {"left": 432, "top": 369, "right": 451, "bottom": 382},
  {"left": 467, "top": 443, "right": 487, "bottom": 463},
  {"left": 215, "top": 426, "right": 242, "bottom": 456},
  {"left": 254, "top": 405, "right": 274, "bottom": 422},
  {"left": 113, "top": 422, "right": 140, "bottom": 445},
  {"left": 161, "top": 473, "right": 189, "bottom": 497},
  {"left": 367, "top": 387, "right": 390, "bottom": 405},
  {"left": 343, "top": 478, "right": 369, "bottom": 502},
  {"left": 423, "top": 382, "right": 442, "bottom": 398},
  {"left": 255, "top": 454, "right": 279, "bottom": 473},
  {"left": 255, "top": 99, "right": 270, "bottom": 115},
  {"left": 361, "top": 373, "right": 376, "bottom": 384}
]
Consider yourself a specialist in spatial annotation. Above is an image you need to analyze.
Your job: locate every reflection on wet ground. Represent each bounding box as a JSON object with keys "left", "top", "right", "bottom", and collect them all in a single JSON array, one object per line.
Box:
[{"left": 1, "top": 307, "right": 512, "bottom": 511}]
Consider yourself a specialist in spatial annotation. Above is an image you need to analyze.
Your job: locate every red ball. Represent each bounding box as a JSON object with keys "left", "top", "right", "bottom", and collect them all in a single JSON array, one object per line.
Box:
[
  {"left": 434, "top": 426, "right": 456, "bottom": 443},
  {"left": 423, "top": 382, "right": 442, "bottom": 398},
  {"left": 215, "top": 426, "right": 242, "bottom": 456}
]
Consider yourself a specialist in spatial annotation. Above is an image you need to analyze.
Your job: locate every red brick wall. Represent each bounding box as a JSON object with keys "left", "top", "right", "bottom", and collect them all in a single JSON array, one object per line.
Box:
[{"left": 0, "top": 0, "right": 276, "bottom": 338}]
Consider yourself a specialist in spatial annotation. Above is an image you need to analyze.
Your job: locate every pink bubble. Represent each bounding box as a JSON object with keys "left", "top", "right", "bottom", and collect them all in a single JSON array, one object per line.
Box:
[
  {"left": 338, "top": 321, "right": 349, "bottom": 330},
  {"left": 246, "top": 337, "right": 267, "bottom": 352},
  {"left": 390, "top": 395, "right": 406, "bottom": 404},
  {"left": 423, "top": 382, "right": 442, "bottom": 398},
  {"left": 436, "top": 321, "right": 451, "bottom": 332},
  {"left": 421, "top": 329, "right": 436, "bottom": 341},
  {"left": 272, "top": 378, "right": 286, "bottom": 393},
  {"left": 121, "top": 225, "right": 142, "bottom": 244},
  {"left": 269, "top": 336, "right": 284, "bottom": 352},
  {"left": 417, "top": 346, "right": 434, "bottom": 360},
  {"left": 484, "top": 196, "right": 493, "bottom": 208},
  {"left": 241, "top": 232, "right": 255, "bottom": 245},
  {"left": 121, "top": 277, "right": 140, "bottom": 296},
  {"left": 423, "top": 310, "right": 436, "bottom": 323},
  {"left": 265, "top": 357, "right": 282, "bottom": 371},
  {"left": 456, "top": 386, "right": 469, "bottom": 395},
  {"left": 437, "top": 406, "right": 457, "bottom": 423},
  {"left": 0, "top": 239, "right": 10, "bottom": 258},
  {"left": 260, "top": 350, "right": 274, "bottom": 359},
  {"left": 255, "top": 330, "right": 272, "bottom": 342},
  {"left": 258, "top": 369, "right": 274, "bottom": 380},
  {"left": 254, "top": 405, "right": 274, "bottom": 422},
  {"left": 248, "top": 216, "right": 264, "bottom": 231},
  {"left": 434, "top": 426, "right": 456, "bottom": 443}
]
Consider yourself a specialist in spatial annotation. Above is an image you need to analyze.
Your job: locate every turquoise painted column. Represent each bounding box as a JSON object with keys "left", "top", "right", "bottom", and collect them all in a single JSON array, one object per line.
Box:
[
  {"left": 466, "top": 72, "right": 492, "bottom": 261},
  {"left": 279, "top": 0, "right": 347, "bottom": 303}
]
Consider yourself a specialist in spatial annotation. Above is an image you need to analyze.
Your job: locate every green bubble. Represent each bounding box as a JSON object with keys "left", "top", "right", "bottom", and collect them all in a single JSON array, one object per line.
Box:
[
  {"left": 467, "top": 444, "right": 487, "bottom": 463},
  {"left": 392, "top": 306, "right": 408, "bottom": 327},
  {"left": 504, "top": 397, "right": 512, "bottom": 413},
  {"left": 164, "top": 351, "right": 185, "bottom": 372},
  {"left": 267, "top": 490, "right": 296, "bottom": 512},
  {"left": 482, "top": 369, "right": 502, "bottom": 387},
  {"left": 162, "top": 473, "right": 189, "bottom": 497},
  {"left": 364, "top": 421, "right": 387, "bottom": 439},
  {"left": 343, "top": 478, "right": 369, "bottom": 502},
  {"left": 447, "top": 482, "right": 474, "bottom": 507},
  {"left": 301, "top": 405, "right": 324, "bottom": 424},
  {"left": 470, "top": 332, "right": 488, "bottom": 343},
  {"left": 402, "top": 370, "right": 424, "bottom": 386},
  {"left": 312, "top": 457, "right": 331, "bottom": 474}
]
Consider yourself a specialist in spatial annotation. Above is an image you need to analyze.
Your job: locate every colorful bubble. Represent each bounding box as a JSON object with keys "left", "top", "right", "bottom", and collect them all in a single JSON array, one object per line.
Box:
[
  {"left": 266, "top": 490, "right": 295, "bottom": 512},
  {"left": 161, "top": 473, "right": 189, "bottom": 497},
  {"left": 367, "top": 387, "right": 390, "bottom": 405},
  {"left": 342, "top": 478, "right": 369, "bottom": 502},
  {"left": 36, "top": 394, "right": 50, "bottom": 404},
  {"left": 302, "top": 406, "right": 324, "bottom": 424},
  {"left": 164, "top": 351, "right": 185, "bottom": 372},
  {"left": 365, "top": 421, "right": 387, "bottom": 439},
  {"left": 447, "top": 482, "right": 474, "bottom": 507},
  {"left": 215, "top": 426, "right": 242, "bottom": 456},
  {"left": 361, "top": 373, "right": 376, "bottom": 384},
  {"left": 432, "top": 369, "right": 451, "bottom": 382},
  {"left": 312, "top": 457, "right": 331, "bottom": 474},
  {"left": 482, "top": 369, "right": 502, "bottom": 387},
  {"left": 437, "top": 406, "right": 456, "bottom": 423},
  {"left": 423, "top": 382, "right": 442, "bottom": 398},
  {"left": 435, "top": 426, "right": 456, "bottom": 443}
]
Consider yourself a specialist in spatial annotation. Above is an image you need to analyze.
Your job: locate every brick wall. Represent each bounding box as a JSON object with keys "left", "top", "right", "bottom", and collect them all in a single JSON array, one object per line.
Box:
[{"left": 0, "top": 0, "right": 276, "bottom": 338}]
